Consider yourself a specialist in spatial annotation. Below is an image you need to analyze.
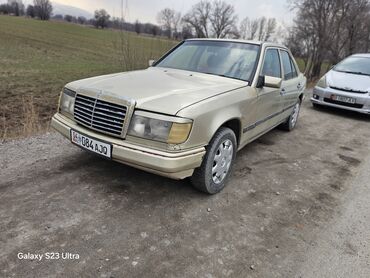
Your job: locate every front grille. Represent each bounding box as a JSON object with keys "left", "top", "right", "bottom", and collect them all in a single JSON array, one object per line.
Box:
[
  {"left": 74, "top": 94, "right": 127, "bottom": 136},
  {"left": 324, "top": 98, "right": 364, "bottom": 109},
  {"left": 330, "top": 86, "right": 368, "bottom": 94}
]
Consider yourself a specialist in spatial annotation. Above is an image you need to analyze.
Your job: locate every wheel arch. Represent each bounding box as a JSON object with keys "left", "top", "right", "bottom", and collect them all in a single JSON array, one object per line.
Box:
[{"left": 219, "top": 118, "right": 242, "bottom": 147}]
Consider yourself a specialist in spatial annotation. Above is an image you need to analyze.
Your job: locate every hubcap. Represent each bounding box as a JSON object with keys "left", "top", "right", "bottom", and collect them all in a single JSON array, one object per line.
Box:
[
  {"left": 291, "top": 102, "right": 300, "bottom": 127},
  {"left": 212, "top": 139, "right": 233, "bottom": 184}
]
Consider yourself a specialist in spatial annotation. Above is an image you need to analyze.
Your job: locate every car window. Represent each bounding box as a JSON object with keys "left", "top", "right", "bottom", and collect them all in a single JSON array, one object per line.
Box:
[
  {"left": 261, "top": 49, "right": 281, "bottom": 78},
  {"left": 280, "top": 50, "right": 297, "bottom": 80},
  {"left": 161, "top": 45, "right": 198, "bottom": 69},
  {"left": 334, "top": 56, "right": 370, "bottom": 76},
  {"left": 290, "top": 58, "right": 298, "bottom": 78}
]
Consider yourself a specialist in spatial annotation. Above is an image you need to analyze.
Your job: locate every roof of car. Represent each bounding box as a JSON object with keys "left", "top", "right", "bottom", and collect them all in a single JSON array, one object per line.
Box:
[
  {"left": 351, "top": 53, "right": 370, "bottom": 58},
  {"left": 185, "top": 38, "right": 287, "bottom": 49}
]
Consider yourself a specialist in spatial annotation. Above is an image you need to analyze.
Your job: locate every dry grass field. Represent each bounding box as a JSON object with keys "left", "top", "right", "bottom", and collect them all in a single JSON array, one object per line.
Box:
[{"left": 0, "top": 15, "right": 176, "bottom": 139}]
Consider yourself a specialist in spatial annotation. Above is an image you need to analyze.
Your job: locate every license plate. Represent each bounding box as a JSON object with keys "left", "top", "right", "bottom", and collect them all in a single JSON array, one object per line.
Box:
[
  {"left": 332, "top": 95, "right": 356, "bottom": 104},
  {"left": 71, "top": 130, "right": 112, "bottom": 159}
]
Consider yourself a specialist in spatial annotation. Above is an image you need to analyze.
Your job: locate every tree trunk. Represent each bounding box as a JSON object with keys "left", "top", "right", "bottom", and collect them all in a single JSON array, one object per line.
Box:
[
  {"left": 311, "top": 61, "right": 322, "bottom": 80},
  {"left": 310, "top": 49, "right": 323, "bottom": 80}
]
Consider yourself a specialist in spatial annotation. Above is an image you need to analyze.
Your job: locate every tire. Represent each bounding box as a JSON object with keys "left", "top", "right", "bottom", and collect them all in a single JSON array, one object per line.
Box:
[
  {"left": 191, "top": 127, "right": 237, "bottom": 194},
  {"left": 280, "top": 100, "right": 301, "bottom": 131}
]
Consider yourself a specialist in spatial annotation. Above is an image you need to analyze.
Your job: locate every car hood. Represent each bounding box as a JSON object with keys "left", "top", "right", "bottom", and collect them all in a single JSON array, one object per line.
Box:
[
  {"left": 66, "top": 67, "right": 246, "bottom": 115},
  {"left": 327, "top": 70, "right": 370, "bottom": 93}
]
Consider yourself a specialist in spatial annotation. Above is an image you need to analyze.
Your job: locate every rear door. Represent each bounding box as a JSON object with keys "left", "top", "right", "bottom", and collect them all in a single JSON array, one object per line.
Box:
[{"left": 279, "top": 50, "right": 301, "bottom": 111}]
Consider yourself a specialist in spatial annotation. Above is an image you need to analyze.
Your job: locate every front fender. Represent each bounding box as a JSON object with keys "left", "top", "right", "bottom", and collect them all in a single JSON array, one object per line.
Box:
[{"left": 177, "top": 88, "right": 256, "bottom": 149}]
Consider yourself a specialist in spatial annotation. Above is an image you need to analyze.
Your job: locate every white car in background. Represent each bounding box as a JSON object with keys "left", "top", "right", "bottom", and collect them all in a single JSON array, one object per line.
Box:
[{"left": 311, "top": 54, "right": 370, "bottom": 114}]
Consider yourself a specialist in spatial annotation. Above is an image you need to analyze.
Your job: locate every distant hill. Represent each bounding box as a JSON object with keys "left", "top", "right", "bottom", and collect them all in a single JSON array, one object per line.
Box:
[{"left": 52, "top": 2, "right": 93, "bottom": 19}]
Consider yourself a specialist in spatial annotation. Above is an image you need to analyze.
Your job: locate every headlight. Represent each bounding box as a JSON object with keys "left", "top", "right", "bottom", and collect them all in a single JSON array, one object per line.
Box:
[
  {"left": 59, "top": 87, "right": 76, "bottom": 118},
  {"left": 316, "top": 75, "right": 327, "bottom": 88},
  {"left": 128, "top": 112, "right": 192, "bottom": 144}
]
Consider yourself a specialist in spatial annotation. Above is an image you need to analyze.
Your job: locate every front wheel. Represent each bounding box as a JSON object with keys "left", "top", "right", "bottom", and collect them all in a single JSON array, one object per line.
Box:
[
  {"left": 191, "top": 127, "right": 237, "bottom": 194},
  {"left": 280, "top": 100, "right": 301, "bottom": 131}
]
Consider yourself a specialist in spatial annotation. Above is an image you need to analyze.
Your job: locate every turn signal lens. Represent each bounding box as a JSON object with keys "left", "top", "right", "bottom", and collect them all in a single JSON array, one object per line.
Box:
[
  {"left": 167, "top": 123, "right": 192, "bottom": 144},
  {"left": 60, "top": 87, "right": 76, "bottom": 118}
]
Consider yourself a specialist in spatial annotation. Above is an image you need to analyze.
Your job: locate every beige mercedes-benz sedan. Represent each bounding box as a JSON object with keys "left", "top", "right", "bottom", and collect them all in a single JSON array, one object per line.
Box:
[{"left": 51, "top": 39, "right": 306, "bottom": 194}]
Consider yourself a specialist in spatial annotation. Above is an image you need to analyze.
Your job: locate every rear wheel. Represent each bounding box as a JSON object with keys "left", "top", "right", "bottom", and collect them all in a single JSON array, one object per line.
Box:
[
  {"left": 280, "top": 100, "right": 301, "bottom": 131},
  {"left": 191, "top": 127, "right": 237, "bottom": 194}
]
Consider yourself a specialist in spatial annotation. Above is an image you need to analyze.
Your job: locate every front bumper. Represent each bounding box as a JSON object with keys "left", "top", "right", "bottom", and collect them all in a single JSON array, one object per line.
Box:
[
  {"left": 311, "top": 86, "right": 370, "bottom": 114},
  {"left": 51, "top": 113, "right": 205, "bottom": 179}
]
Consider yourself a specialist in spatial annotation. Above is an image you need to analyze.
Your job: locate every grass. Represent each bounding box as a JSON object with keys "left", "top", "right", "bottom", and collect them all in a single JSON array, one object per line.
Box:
[
  {"left": 295, "top": 58, "right": 332, "bottom": 88},
  {"left": 295, "top": 58, "right": 331, "bottom": 76},
  {"left": 295, "top": 58, "right": 306, "bottom": 73},
  {"left": 0, "top": 15, "right": 176, "bottom": 139}
]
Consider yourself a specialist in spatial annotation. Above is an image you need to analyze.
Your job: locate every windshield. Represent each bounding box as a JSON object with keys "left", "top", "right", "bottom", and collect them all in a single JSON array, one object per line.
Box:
[
  {"left": 334, "top": 56, "right": 370, "bottom": 76},
  {"left": 155, "top": 40, "right": 260, "bottom": 82}
]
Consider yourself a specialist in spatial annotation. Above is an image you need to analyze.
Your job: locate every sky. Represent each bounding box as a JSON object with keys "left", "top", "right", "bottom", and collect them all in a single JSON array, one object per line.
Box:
[
  {"left": 55, "top": 0, "right": 293, "bottom": 24},
  {"left": 2, "top": 0, "right": 294, "bottom": 25},
  {"left": 61, "top": 0, "right": 292, "bottom": 22}
]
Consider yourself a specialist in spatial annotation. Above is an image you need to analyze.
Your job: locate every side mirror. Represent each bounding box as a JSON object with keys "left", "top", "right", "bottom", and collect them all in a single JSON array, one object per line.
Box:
[
  {"left": 148, "top": 59, "right": 156, "bottom": 67},
  {"left": 264, "top": 76, "right": 282, "bottom": 88}
]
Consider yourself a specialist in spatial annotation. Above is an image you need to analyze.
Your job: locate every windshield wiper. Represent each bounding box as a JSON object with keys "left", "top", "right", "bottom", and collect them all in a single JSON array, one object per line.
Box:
[
  {"left": 203, "top": 72, "right": 248, "bottom": 82},
  {"left": 336, "top": 70, "right": 370, "bottom": 76}
]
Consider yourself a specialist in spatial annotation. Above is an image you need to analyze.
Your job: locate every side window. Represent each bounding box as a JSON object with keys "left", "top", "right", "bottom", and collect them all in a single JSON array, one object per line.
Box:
[
  {"left": 290, "top": 57, "right": 298, "bottom": 78},
  {"left": 261, "top": 49, "right": 281, "bottom": 78},
  {"left": 281, "top": 50, "right": 297, "bottom": 80}
]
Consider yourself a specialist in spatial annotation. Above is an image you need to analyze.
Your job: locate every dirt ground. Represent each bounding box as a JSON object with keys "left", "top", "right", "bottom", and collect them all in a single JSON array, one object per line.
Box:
[{"left": 1, "top": 94, "right": 370, "bottom": 278}]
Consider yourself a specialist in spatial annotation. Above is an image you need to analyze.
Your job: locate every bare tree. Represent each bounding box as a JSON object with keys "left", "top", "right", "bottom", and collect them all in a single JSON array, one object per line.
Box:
[
  {"left": 134, "top": 20, "right": 141, "bottom": 35},
  {"left": 341, "top": 0, "right": 370, "bottom": 55},
  {"left": 240, "top": 16, "right": 276, "bottom": 41},
  {"left": 250, "top": 20, "right": 259, "bottom": 40},
  {"left": 239, "top": 17, "right": 250, "bottom": 39},
  {"left": 265, "top": 18, "right": 277, "bottom": 41},
  {"left": 94, "top": 9, "right": 110, "bottom": 29},
  {"left": 241, "top": 16, "right": 277, "bottom": 42},
  {"left": 33, "top": 0, "right": 52, "bottom": 20},
  {"left": 287, "top": 0, "right": 336, "bottom": 79},
  {"left": 151, "top": 25, "right": 160, "bottom": 37},
  {"left": 287, "top": 0, "right": 370, "bottom": 80},
  {"left": 183, "top": 0, "right": 212, "bottom": 38},
  {"left": 8, "top": 0, "right": 25, "bottom": 16},
  {"left": 64, "top": 14, "right": 73, "bottom": 22},
  {"left": 172, "top": 11, "right": 182, "bottom": 38},
  {"left": 240, "top": 17, "right": 258, "bottom": 40},
  {"left": 77, "top": 16, "right": 86, "bottom": 25},
  {"left": 209, "top": 0, "right": 238, "bottom": 38},
  {"left": 257, "top": 17, "right": 266, "bottom": 41},
  {"left": 26, "top": 4, "right": 35, "bottom": 18},
  {"left": 183, "top": 0, "right": 238, "bottom": 38},
  {"left": 157, "top": 8, "right": 175, "bottom": 38},
  {"left": 181, "top": 24, "right": 194, "bottom": 39}
]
